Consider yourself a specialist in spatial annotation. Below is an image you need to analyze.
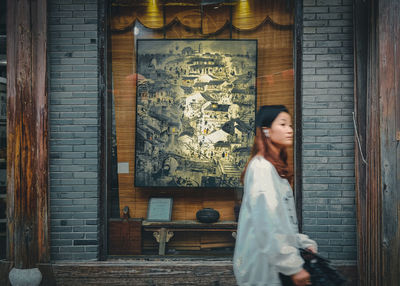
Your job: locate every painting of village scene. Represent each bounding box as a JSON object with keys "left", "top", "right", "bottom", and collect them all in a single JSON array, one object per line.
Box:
[{"left": 134, "top": 40, "right": 257, "bottom": 188}]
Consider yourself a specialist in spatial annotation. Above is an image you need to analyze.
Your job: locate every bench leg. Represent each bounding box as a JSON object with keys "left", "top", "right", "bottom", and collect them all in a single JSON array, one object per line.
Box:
[
  {"left": 159, "top": 228, "right": 167, "bottom": 255},
  {"left": 153, "top": 228, "right": 169, "bottom": 255},
  {"left": 152, "top": 228, "right": 175, "bottom": 255}
]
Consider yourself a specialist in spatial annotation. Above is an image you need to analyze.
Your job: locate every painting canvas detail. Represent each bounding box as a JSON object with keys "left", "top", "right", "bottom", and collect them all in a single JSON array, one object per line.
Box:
[{"left": 135, "top": 39, "right": 257, "bottom": 188}]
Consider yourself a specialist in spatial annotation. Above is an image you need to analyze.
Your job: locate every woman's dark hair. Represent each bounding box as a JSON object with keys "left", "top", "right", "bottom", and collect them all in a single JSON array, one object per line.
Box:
[{"left": 240, "top": 127, "right": 293, "bottom": 184}]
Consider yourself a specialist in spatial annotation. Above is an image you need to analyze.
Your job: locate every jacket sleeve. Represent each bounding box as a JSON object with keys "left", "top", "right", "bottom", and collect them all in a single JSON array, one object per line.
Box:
[
  {"left": 297, "top": 233, "right": 318, "bottom": 251},
  {"left": 245, "top": 159, "right": 304, "bottom": 276}
]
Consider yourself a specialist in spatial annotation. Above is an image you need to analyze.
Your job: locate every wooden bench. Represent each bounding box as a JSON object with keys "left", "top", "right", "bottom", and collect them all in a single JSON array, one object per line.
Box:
[{"left": 142, "top": 220, "right": 237, "bottom": 255}]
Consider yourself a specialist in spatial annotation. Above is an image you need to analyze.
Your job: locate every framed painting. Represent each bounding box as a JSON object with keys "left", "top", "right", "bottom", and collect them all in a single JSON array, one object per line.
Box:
[{"left": 134, "top": 39, "right": 257, "bottom": 188}]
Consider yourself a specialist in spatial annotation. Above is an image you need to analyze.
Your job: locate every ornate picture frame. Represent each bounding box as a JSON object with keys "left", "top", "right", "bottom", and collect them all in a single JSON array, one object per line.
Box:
[{"left": 135, "top": 39, "right": 257, "bottom": 188}]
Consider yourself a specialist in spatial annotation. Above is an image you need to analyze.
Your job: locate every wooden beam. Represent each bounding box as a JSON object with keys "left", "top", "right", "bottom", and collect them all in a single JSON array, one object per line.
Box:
[
  {"left": 378, "top": 0, "right": 400, "bottom": 285},
  {"left": 294, "top": 0, "right": 303, "bottom": 232},
  {"left": 353, "top": 0, "right": 368, "bottom": 284},
  {"left": 7, "top": 0, "right": 49, "bottom": 268}
]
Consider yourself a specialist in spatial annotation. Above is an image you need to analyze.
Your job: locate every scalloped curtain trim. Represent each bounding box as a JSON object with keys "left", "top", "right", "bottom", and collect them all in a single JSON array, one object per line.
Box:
[{"left": 111, "top": 16, "right": 293, "bottom": 35}]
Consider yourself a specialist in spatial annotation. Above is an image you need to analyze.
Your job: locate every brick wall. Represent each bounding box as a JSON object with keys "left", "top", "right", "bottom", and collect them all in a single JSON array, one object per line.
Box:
[
  {"left": 48, "top": 0, "right": 99, "bottom": 260},
  {"left": 302, "top": 0, "right": 356, "bottom": 262}
]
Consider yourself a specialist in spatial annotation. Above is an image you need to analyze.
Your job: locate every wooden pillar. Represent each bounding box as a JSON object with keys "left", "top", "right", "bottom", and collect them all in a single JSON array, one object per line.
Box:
[
  {"left": 378, "top": 1, "right": 400, "bottom": 285},
  {"left": 6, "top": 0, "right": 49, "bottom": 269},
  {"left": 354, "top": 0, "right": 400, "bottom": 285}
]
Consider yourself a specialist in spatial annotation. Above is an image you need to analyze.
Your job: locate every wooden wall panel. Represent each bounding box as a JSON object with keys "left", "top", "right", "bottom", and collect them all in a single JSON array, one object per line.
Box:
[{"left": 111, "top": 0, "right": 294, "bottom": 251}]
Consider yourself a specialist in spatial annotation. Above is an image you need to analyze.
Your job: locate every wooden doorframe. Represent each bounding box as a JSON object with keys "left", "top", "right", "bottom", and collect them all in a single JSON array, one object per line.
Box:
[
  {"left": 294, "top": 0, "right": 303, "bottom": 232},
  {"left": 98, "top": 0, "right": 111, "bottom": 261}
]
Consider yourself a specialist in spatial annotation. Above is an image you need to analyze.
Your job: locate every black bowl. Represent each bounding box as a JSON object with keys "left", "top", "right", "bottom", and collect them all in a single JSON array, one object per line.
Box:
[{"left": 196, "top": 208, "right": 220, "bottom": 223}]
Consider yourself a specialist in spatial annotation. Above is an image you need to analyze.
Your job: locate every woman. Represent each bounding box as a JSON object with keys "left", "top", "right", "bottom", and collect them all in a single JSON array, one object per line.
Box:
[{"left": 233, "top": 105, "right": 317, "bottom": 286}]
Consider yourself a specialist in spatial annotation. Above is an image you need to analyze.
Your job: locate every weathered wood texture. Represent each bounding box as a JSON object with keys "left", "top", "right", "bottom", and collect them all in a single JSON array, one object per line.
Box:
[
  {"left": 379, "top": 0, "right": 400, "bottom": 285},
  {"left": 111, "top": 0, "right": 294, "bottom": 252},
  {"left": 6, "top": 0, "right": 49, "bottom": 268},
  {"left": 354, "top": 0, "right": 400, "bottom": 285},
  {"left": 47, "top": 261, "right": 357, "bottom": 286}
]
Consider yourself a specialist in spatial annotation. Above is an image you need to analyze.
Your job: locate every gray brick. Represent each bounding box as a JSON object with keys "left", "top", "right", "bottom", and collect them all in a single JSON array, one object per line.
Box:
[
  {"left": 316, "top": 54, "right": 342, "bottom": 61},
  {"left": 317, "top": 218, "right": 342, "bottom": 225},
  {"left": 303, "top": 225, "right": 329, "bottom": 232},
  {"left": 61, "top": 4, "right": 84, "bottom": 11},
  {"left": 59, "top": 246, "right": 85, "bottom": 253},
  {"left": 73, "top": 212, "right": 98, "bottom": 219},
  {"left": 316, "top": 13, "right": 342, "bottom": 20},
  {"left": 328, "top": 47, "right": 353, "bottom": 54},
  {"left": 303, "top": 184, "right": 329, "bottom": 191},
  {"left": 303, "top": 88, "right": 328, "bottom": 95},
  {"left": 304, "top": 41, "right": 316, "bottom": 48},
  {"left": 303, "top": 157, "right": 328, "bottom": 163},
  {"left": 303, "top": 75, "right": 329, "bottom": 81},
  {"left": 304, "top": 177, "right": 342, "bottom": 184},
  {"left": 314, "top": 232, "right": 343, "bottom": 239},
  {"left": 73, "top": 226, "right": 98, "bottom": 233},
  {"left": 60, "top": 233, "right": 85, "bottom": 240},
  {"left": 303, "top": 48, "right": 329, "bottom": 54},
  {"left": 329, "top": 6, "right": 352, "bottom": 13},
  {"left": 329, "top": 20, "right": 353, "bottom": 27},
  {"left": 85, "top": 4, "right": 97, "bottom": 11},
  {"left": 317, "top": 0, "right": 342, "bottom": 5},
  {"left": 316, "top": 41, "right": 342, "bottom": 48},
  {"left": 60, "top": 18, "right": 85, "bottom": 25},
  {"left": 52, "top": 240, "right": 73, "bottom": 247},
  {"left": 304, "top": 7, "right": 329, "bottom": 13},
  {"left": 329, "top": 225, "right": 355, "bottom": 233},
  {"left": 304, "top": 0, "right": 316, "bottom": 6},
  {"left": 59, "top": 31, "right": 85, "bottom": 38},
  {"left": 316, "top": 27, "right": 342, "bottom": 34}
]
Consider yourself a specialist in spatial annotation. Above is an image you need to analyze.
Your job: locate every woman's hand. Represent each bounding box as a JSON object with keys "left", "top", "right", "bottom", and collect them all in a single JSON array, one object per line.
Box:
[
  {"left": 306, "top": 246, "right": 317, "bottom": 253},
  {"left": 291, "top": 269, "right": 311, "bottom": 286}
]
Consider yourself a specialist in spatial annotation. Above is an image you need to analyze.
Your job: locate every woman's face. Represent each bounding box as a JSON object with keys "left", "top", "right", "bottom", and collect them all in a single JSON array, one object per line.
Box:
[{"left": 265, "top": 112, "right": 293, "bottom": 147}]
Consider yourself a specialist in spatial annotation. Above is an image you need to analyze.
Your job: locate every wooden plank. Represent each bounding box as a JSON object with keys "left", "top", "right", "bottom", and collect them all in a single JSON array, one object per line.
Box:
[
  {"left": 32, "top": 0, "right": 49, "bottom": 264},
  {"left": 378, "top": 1, "right": 400, "bottom": 285},
  {"left": 353, "top": 0, "right": 368, "bottom": 285},
  {"left": 366, "top": 0, "right": 382, "bottom": 282},
  {"left": 142, "top": 220, "right": 237, "bottom": 229}
]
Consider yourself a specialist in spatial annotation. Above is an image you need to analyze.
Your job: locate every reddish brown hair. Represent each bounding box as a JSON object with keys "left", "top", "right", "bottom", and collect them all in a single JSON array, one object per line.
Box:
[{"left": 241, "top": 128, "right": 293, "bottom": 184}]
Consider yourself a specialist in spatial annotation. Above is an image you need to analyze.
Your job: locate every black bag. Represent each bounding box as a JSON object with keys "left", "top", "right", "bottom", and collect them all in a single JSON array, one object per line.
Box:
[{"left": 279, "top": 248, "right": 347, "bottom": 286}]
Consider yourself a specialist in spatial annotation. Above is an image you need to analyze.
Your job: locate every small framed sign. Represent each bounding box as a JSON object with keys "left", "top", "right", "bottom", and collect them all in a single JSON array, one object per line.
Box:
[{"left": 146, "top": 197, "right": 173, "bottom": 222}]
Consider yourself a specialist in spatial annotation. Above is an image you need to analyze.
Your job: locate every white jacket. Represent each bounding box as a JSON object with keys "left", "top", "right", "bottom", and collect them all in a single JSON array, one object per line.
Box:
[{"left": 233, "top": 156, "right": 317, "bottom": 286}]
